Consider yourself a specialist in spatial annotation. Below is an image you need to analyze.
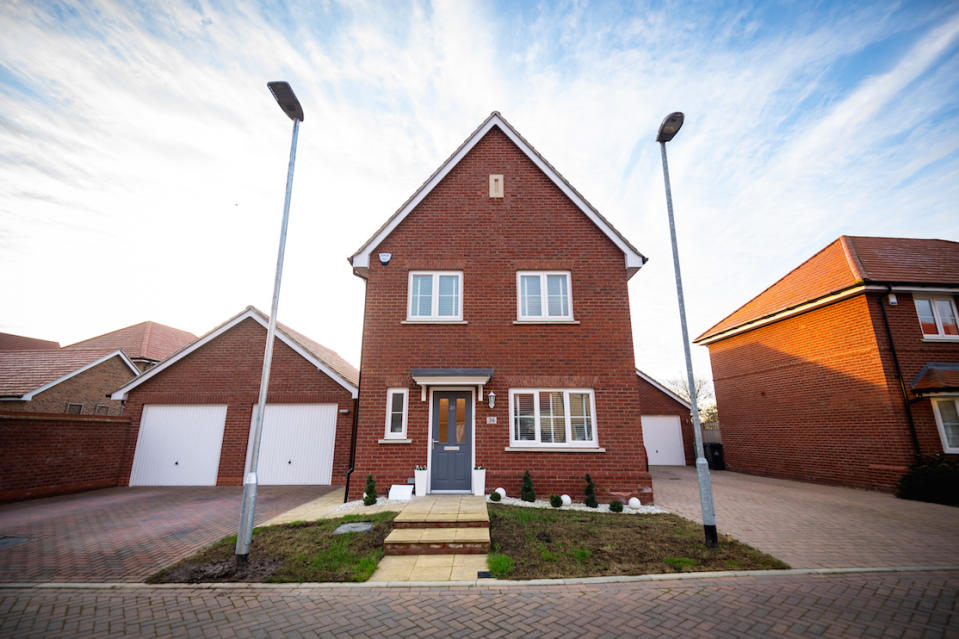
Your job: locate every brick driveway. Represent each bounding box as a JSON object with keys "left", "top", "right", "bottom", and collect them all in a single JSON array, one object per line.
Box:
[
  {"left": 0, "top": 486, "right": 332, "bottom": 583},
  {"left": 652, "top": 466, "right": 959, "bottom": 569},
  {"left": 0, "top": 570, "right": 956, "bottom": 637}
]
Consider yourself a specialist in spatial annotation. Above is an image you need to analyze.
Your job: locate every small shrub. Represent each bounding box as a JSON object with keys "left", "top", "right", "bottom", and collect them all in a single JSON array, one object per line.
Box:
[
  {"left": 487, "top": 553, "right": 514, "bottom": 577},
  {"left": 489, "top": 491, "right": 501, "bottom": 502},
  {"left": 521, "top": 470, "right": 536, "bottom": 502},
  {"left": 549, "top": 494, "right": 562, "bottom": 508},
  {"left": 896, "top": 454, "right": 959, "bottom": 506},
  {"left": 609, "top": 500, "right": 623, "bottom": 513},
  {"left": 584, "top": 474, "right": 598, "bottom": 508},
  {"left": 363, "top": 474, "right": 377, "bottom": 506}
]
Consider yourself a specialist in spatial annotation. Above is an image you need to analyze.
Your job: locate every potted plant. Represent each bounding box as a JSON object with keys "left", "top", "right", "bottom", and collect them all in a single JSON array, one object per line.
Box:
[
  {"left": 472, "top": 465, "right": 486, "bottom": 496},
  {"left": 414, "top": 465, "right": 428, "bottom": 497}
]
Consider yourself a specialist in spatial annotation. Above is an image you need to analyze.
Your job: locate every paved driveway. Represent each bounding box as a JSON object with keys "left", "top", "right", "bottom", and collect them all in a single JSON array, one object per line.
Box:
[
  {"left": 651, "top": 466, "right": 959, "bottom": 569},
  {"left": 0, "top": 486, "right": 333, "bottom": 583}
]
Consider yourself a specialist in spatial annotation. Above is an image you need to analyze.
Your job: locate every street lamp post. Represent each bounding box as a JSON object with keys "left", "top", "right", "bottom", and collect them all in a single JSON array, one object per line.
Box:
[
  {"left": 657, "top": 112, "right": 718, "bottom": 548},
  {"left": 236, "top": 81, "right": 304, "bottom": 564}
]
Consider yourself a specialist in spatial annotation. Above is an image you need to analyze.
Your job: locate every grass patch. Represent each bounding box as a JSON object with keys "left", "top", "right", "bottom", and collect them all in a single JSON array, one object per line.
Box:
[
  {"left": 148, "top": 511, "right": 397, "bottom": 584},
  {"left": 488, "top": 504, "right": 788, "bottom": 579}
]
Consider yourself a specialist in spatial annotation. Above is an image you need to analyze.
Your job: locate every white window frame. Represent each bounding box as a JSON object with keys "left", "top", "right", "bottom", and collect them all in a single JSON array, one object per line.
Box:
[
  {"left": 913, "top": 295, "right": 959, "bottom": 341},
  {"left": 516, "top": 271, "right": 574, "bottom": 322},
  {"left": 508, "top": 388, "right": 598, "bottom": 448},
  {"left": 406, "top": 271, "right": 463, "bottom": 322},
  {"left": 384, "top": 388, "right": 409, "bottom": 439},
  {"left": 931, "top": 397, "right": 959, "bottom": 454},
  {"left": 65, "top": 402, "right": 83, "bottom": 414}
]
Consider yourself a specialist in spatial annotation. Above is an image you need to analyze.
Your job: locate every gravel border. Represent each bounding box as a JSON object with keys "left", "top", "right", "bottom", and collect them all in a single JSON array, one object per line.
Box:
[{"left": 487, "top": 494, "right": 668, "bottom": 514}]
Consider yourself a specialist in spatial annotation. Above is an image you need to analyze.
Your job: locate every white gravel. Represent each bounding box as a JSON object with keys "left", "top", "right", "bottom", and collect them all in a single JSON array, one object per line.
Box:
[{"left": 488, "top": 495, "right": 668, "bottom": 514}]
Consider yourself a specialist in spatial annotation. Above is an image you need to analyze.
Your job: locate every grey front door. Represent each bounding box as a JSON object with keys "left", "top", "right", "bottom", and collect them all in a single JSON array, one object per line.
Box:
[{"left": 431, "top": 391, "right": 472, "bottom": 491}]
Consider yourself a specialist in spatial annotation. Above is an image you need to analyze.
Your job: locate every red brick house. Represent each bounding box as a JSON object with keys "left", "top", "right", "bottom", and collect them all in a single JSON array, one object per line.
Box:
[
  {"left": 65, "top": 321, "right": 197, "bottom": 371},
  {"left": 346, "top": 112, "right": 654, "bottom": 502},
  {"left": 0, "top": 348, "right": 139, "bottom": 416},
  {"left": 109, "top": 307, "right": 358, "bottom": 486},
  {"left": 694, "top": 236, "right": 959, "bottom": 490}
]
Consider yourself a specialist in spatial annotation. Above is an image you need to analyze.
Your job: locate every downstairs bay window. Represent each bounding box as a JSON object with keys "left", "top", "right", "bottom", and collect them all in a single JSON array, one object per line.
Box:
[
  {"left": 932, "top": 397, "right": 959, "bottom": 454},
  {"left": 509, "top": 389, "right": 598, "bottom": 447}
]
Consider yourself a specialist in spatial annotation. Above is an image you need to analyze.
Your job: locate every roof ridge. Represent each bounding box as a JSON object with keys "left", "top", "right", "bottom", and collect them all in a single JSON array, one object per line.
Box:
[{"left": 839, "top": 235, "right": 866, "bottom": 281}]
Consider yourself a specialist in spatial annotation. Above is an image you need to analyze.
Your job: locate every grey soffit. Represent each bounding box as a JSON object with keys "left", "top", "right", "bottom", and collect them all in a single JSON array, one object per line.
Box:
[{"left": 411, "top": 368, "right": 494, "bottom": 377}]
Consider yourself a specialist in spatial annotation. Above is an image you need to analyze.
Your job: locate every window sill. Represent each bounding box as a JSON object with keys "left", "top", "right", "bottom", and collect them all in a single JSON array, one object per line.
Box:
[
  {"left": 505, "top": 446, "right": 605, "bottom": 453},
  {"left": 512, "top": 320, "right": 579, "bottom": 325},
  {"left": 921, "top": 336, "right": 959, "bottom": 343},
  {"left": 379, "top": 438, "right": 412, "bottom": 444},
  {"left": 402, "top": 320, "right": 468, "bottom": 325}
]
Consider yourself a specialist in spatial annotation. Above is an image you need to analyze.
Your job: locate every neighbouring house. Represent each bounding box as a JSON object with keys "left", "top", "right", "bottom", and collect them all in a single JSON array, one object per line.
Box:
[
  {"left": 694, "top": 236, "right": 959, "bottom": 490},
  {"left": 346, "top": 112, "right": 654, "bottom": 503},
  {"left": 109, "top": 307, "right": 358, "bottom": 487},
  {"left": 65, "top": 321, "right": 197, "bottom": 371},
  {"left": 637, "top": 369, "right": 694, "bottom": 466},
  {"left": 0, "top": 348, "right": 139, "bottom": 416},
  {"left": 0, "top": 331, "right": 60, "bottom": 350}
]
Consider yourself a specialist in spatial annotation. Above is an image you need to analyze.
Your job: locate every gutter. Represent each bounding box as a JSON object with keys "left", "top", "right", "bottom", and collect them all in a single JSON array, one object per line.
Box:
[
  {"left": 879, "top": 285, "right": 921, "bottom": 458},
  {"left": 342, "top": 395, "right": 360, "bottom": 503}
]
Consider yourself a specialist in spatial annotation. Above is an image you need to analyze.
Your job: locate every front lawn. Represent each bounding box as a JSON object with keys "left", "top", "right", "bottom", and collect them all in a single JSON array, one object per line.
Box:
[
  {"left": 147, "top": 511, "right": 397, "bottom": 584},
  {"left": 487, "top": 504, "right": 788, "bottom": 579}
]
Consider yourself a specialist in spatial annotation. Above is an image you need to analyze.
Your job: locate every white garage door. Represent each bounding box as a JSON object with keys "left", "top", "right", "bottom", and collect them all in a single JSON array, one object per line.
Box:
[
  {"left": 130, "top": 405, "right": 227, "bottom": 485},
  {"left": 641, "top": 415, "right": 686, "bottom": 466},
  {"left": 245, "top": 404, "right": 338, "bottom": 485}
]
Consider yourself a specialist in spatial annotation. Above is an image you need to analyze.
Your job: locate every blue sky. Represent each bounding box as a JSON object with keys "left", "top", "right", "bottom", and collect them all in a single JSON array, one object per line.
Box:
[{"left": 1, "top": 0, "right": 957, "bottom": 390}]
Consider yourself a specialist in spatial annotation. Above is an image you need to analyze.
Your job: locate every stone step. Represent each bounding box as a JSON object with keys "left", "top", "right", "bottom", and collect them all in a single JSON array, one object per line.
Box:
[
  {"left": 384, "top": 527, "right": 491, "bottom": 555},
  {"left": 393, "top": 510, "right": 489, "bottom": 529}
]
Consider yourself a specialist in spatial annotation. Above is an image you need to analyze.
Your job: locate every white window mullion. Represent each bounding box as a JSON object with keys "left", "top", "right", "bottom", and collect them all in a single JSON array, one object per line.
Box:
[
  {"left": 533, "top": 390, "right": 542, "bottom": 444},
  {"left": 562, "top": 392, "right": 573, "bottom": 443}
]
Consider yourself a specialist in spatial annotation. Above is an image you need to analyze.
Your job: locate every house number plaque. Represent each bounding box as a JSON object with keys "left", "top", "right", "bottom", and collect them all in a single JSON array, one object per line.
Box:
[{"left": 486, "top": 416, "right": 497, "bottom": 424}]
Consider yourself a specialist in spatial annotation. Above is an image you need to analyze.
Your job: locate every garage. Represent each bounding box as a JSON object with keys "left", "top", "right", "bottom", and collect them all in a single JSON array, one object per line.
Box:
[
  {"left": 129, "top": 405, "right": 227, "bottom": 485},
  {"left": 641, "top": 415, "right": 686, "bottom": 466},
  {"left": 245, "top": 404, "right": 339, "bottom": 484}
]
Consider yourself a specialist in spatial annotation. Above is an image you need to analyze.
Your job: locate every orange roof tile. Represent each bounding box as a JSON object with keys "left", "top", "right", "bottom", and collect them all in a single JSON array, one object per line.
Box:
[
  {"left": 911, "top": 364, "right": 959, "bottom": 394},
  {"left": 0, "top": 348, "right": 121, "bottom": 397},
  {"left": 64, "top": 322, "right": 196, "bottom": 362},
  {"left": 696, "top": 236, "right": 959, "bottom": 343}
]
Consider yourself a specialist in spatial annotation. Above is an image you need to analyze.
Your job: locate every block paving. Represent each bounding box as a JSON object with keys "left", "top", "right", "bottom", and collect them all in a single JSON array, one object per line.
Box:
[
  {"left": 0, "top": 570, "right": 955, "bottom": 637},
  {"left": 0, "top": 485, "right": 329, "bottom": 582},
  {"left": 652, "top": 466, "right": 959, "bottom": 569}
]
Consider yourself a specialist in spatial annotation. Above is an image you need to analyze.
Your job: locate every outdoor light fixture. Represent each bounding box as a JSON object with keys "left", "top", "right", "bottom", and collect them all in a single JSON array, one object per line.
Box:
[
  {"left": 237, "top": 82, "right": 304, "bottom": 565},
  {"left": 656, "top": 110, "right": 718, "bottom": 548},
  {"left": 488, "top": 391, "right": 496, "bottom": 409}
]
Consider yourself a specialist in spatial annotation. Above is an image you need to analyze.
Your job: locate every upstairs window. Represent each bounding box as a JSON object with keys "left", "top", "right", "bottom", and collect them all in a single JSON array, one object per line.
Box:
[
  {"left": 914, "top": 295, "right": 959, "bottom": 339},
  {"left": 509, "top": 389, "right": 597, "bottom": 447},
  {"left": 407, "top": 271, "right": 462, "bottom": 321},
  {"left": 517, "top": 272, "right": 573, "bottom": 321}
]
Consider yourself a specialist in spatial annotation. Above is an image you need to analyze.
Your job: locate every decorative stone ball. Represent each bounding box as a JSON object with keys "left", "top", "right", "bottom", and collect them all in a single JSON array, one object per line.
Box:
[
  {"left": 560, "top": 494, "right": 572, "bottom": 506},
  {"left": 495, "top": 487, "right": 507, "bottom": 499},
  {"left": 628, "top": 497, "right": 642, "bottom": 509}
]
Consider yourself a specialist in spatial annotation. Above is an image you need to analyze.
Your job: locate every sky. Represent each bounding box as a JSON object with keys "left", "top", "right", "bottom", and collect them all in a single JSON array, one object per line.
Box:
[{"left": 1, "top": 0, "right": 958, "bottom": 389}]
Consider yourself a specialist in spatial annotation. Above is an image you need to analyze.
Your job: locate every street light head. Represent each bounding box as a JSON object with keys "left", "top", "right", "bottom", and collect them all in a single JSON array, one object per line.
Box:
[
  {"left": 267, "top": 81, "right": 304, "bottom": 122},
  {"left": 656, "top": 112, "right": 684, "bottom": 143}
]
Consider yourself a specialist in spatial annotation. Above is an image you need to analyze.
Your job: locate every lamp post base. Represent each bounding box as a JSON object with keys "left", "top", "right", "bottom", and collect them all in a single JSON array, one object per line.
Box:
[{"left": 704, "top": 524, "right": 718, "bottom": 548}]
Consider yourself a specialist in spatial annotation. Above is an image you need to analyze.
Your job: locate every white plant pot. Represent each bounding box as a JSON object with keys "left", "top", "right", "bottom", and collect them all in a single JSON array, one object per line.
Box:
[
  {"left": 414, "top": 469, "right": 428, "bottom": 497},
  {"left": 471, "top": 468, "right": 486, "bottom": 496}
]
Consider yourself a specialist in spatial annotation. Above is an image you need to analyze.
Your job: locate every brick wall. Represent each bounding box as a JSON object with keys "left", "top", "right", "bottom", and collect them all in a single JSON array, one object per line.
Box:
[
  {"left": 350, "top": 127, "right": 652, "bottom": 503},
  {"left": 119, "top": 318, "right": 355, "bottom": 486},
  {"left": 2, "top": 355, "right": 135, "bottom": 416},
  {"left": 0, "top": 411, "right": 132, "bottom": 502},
  {"left": 636, "top": 375, "right": 694, "bottom": 465},
  {"left": 707, "top": 291, "right": 959, "bottom": 490}
]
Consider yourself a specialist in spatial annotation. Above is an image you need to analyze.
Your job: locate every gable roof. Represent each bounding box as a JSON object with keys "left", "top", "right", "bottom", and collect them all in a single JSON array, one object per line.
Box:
[
  {"left": 349, "top": 111, "right": 646, "bottom": 278},
  {"left": 110, "top": 307, "right": 359, "bottom": 400},
  {"left": 0, "top": 331, "right": 60, "bottom": 351},
  {"left": 636, "top": 369, "right": 691, "bottom": 409},
  {"left": 64, "top": 321, "right": 196, "bottom": 362},
  {"left": 0, "top": 349, "right": 139, "bottom": 399},
  {"left": 695, "top": 236, "right": 959, "bottom": 345}
]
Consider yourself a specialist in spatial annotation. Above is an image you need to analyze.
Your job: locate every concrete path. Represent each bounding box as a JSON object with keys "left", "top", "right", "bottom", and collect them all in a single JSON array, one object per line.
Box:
[
  {"left": 0, "top": 486, "right": 332, "bottom": 582},
  {"left": 1, "top": 570, "right": 955, "bottom": 637},
  {"left": 651, "top": 466, "right": 959, "bottom": 569}
]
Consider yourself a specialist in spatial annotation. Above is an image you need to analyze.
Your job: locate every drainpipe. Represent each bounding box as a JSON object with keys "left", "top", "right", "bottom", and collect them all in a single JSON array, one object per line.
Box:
[
  {"left": 343, "top": 395, "right": 360, "bottom": 503},
  {"left": 879, "top": 286, "right": 921, "bottom": 458}
]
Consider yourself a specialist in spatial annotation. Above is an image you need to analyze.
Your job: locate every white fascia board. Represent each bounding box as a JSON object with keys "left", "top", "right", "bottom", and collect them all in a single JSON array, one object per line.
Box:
[
  {"left": 23, "top": 350, "right": 140, "bottom": 401},
  {"left": 351, "top": 114, "right": 645, "bottom": 276},
  {"left": 635, "top": 369, "right": 690, "bottom": 409},
  {"left": 412, "top": 375, "right": 492, "bottom": 386},
  {"left": 890, "top": 286, "right": 959, "bottom": 294},
  {"left": 110, "top": 309, "right": 358, "bottom": 400}
]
